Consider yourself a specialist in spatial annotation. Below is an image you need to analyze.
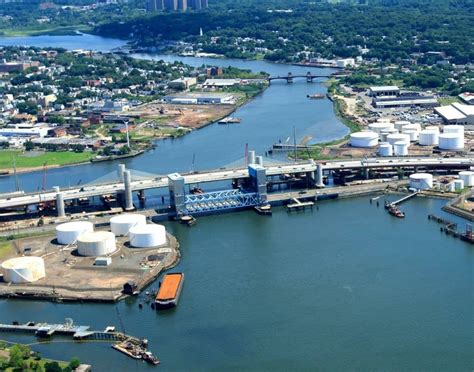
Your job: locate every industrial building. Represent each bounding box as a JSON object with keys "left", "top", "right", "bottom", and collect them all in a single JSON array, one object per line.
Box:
[
  {"left": 368, "top": 86, "right": 400, "bottom": 97},
  {"left": 458, "top": 92, "right": 474, "bottom": 105},
  {"left": 168, "top": 77, "right": 197, "bottom": 90},
  {"left": 146, "top": 0, "right": 207, "bottom": 12},
  {"left": 372, "top": 95, "right": 438, "bottom": 108},
  {"left": 164, "top": 92, "right": 235, "bottom": 105},
  {"left": 435, "top": 103, "right": 474, "bottom": 124}
]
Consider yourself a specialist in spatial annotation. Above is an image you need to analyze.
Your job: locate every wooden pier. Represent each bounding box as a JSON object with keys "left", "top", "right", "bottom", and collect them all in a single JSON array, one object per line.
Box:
[
  {"left": 428, "top": 214, "right": 474, "bottom": 243},
  {"left": 287, "top": 198, "right": 314, "bottom": 212}
]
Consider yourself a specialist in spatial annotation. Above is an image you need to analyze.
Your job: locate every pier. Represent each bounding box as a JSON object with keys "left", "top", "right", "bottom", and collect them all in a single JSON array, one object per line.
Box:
[
  {"left": 287, "top": 198, "right": 314, "bottom": 212},
  {"left": 390, "top": 191, "right": 420, "bottom": 206},
  {"left": 428, "top": 214, "right": 474, "bottom": 243}
]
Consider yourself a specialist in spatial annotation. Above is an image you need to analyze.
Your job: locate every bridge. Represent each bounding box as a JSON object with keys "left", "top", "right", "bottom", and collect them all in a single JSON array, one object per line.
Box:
[
  {"left": 0, "top": 153, "right": 473, "bottom": 217},
  {"left": 267, "top": 72, "right": 331, "bottom": 83}
]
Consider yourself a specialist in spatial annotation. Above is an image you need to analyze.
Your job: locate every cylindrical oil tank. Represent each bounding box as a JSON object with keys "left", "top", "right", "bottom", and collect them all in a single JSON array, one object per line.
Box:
[
  {"left": 56, "top": 221, "right": 94, "bottom": 245},
  {"left": 77, "top": 231, "right": 116, "bottom": 256},
  {"left": 459, "top": 171, "right": 474, "bottom": 187},
  {"left": 387, "top": 133, "right": 410, "bottom": 145},
  {"left": 394, "top": 120, "right": 410, "bottom": 132},
  {"left": 438, "top": 133, "right": 464, "bottom": 150},
  {"left": 425, "top": 125, "right": 440, "bottom": 133},
  {"left": 350, "top": 131, "right": 379, "bottom": 148},
  {"left": 403, "top": 129, "right": 419, "bottom": 141},
  {"left": 402, "top": 123, "right": 421, "bottom": 132},
  {"left": 2, "top": 257, "right": 45, "bottom": 283},
  {"left": 110, "top": 214, "right": 146, "bottom": 236},
  {"left": 447, "top": 182, "right": 456, "bottom": 192},
  {"left": 393, "top": 141, "right": 408, "bottom": 156},
  {"left": 454, "top": 179, "right": 464, "bottom": 190},
  {"left": 368, "top": 122, "right": 394, "bottom": 134},
  {"left": 409, "top": 173, "right": 433, "bottom": 190},
  {"left": 129, "top": 224, "right": 167, "bottom": 248},
  {"left": 378, "top": 142, "right": 393, "bottom": 156},
  {"left": 419, "top": 130, "right": 439, "bottom": 146},
  {"left": 380, "top": 129, "right": 397, "bottom": 142},
  {"left": 443, "top": 125, "right": 464, "bottom": 135},
  {"left": 377, "top": 118, "right": 392, "bottom": 124}
]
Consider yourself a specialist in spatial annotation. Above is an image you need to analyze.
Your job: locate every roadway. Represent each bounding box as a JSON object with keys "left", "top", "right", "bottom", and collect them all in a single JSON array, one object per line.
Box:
[{"left": 0, "top": 157, "right": 472, "bottom": 209}]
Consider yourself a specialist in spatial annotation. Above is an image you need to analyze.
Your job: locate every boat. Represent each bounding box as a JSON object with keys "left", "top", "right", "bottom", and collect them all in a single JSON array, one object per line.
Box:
[
  {"left": 388, "top": 204, "right": 405, "bottom": 218},
  {"left": 307, "top": 94, "right": 325, "bottom": 99},
  {"left": 142, "top": 351, "right": 160, "bottom": 365},
  {"left": 218, "top": 117, "right": 241, "bottom": 124},
  {"left": 254, "top": 204, "right": 272, "bottom": 215},
  {"left": 180, "top": 215, "right": 196, "bottom": 226},
  {"left": 155, "top": 273, "right": 184, "bottom": 309}
]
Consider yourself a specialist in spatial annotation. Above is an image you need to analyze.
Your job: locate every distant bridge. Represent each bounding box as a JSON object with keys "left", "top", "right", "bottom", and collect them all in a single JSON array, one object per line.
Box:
[{"left": 267, "top": 72, "right": 331, "bottom": 83}]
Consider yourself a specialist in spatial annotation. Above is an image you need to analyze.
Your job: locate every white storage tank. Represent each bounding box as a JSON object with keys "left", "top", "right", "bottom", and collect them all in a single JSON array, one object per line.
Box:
[
  {"left": 380, "top": 129, "right": 397, "bottom": 142},
  {"left": 2, "top": 257, "right": 45, "bottom": 283},
  {"left": 387, "top": 133, "right": 410, "bottom": 145},
  {"left": 394, "top": 120, "right": 410, "bottom": 132},
  {"left": 419, "top": 130, "right": 439, "bottom": 146},
  {"left": 77, "top": 231, "right": 116, "bottom": 257},
  {"left": 409, "top": 173, "right": 433, "bottom": 190},
  {"left": 110, "top": 214, "right": 147, "bottom": 236},
  {"left": 454, "top": 179, "right": 465, "bottom": 191},
  {"left": 459, "top": 171, "right": 474, "bottom": 187},
  {"left": 129, "top": 224, "right": 167, "bottom": 248},
  {"left": 447, "top": 182, "right": 456, "bottom": 192},
  {"left": 56, "top": 221, "right": 94, "bottom": 245},
  {"left": 377, "top": 118, "right": 392, "bottom": 124},
  {"left": 443, "top": 125, "right": 464, "bottom": 135},
  {"left": 350, "top": 131, "right": 379, "bottom": 148},
  {"left": 402, "top": 123, "right": 421, "bottom": 132},
  {"left": 425, "top": 125, "right": 440, "bottom": 133},
  {"left": 378, "top": 142, "right": 393, "bottom": 156},
  {"left": 403, "top": 129, "right": 419, "bottom": 141},
  {"left": 368, "top": 122, "right": 394, "bottom": 134},
  {"left": 438, "top": 133, "right": 464, "bottom": 150},
  {"left": 393, "top": 141, "right": 408, "bottom": 156}
]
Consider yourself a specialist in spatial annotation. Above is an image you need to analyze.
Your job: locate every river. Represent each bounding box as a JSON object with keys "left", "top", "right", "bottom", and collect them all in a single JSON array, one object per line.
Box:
[{"left": 0, "top": 35, "right": 472, "bottom": 371}]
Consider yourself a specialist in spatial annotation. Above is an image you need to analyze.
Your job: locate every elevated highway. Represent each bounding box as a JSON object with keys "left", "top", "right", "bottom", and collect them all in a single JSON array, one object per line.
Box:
[{"left": 0, "top": 157, "right": 472, "bottom": 210}]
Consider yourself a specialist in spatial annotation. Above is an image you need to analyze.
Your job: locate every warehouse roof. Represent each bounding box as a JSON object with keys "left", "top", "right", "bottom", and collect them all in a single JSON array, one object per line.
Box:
[{"left": 435, "top": 105, "right": 467, "bottom": 121}]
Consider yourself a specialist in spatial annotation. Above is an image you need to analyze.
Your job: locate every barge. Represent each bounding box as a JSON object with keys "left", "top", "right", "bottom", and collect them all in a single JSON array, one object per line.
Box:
[
  {"left": 155, "top": 273, "right": 184, "bottom": 309},
  {"left": 218, "top": 117, "right": 241, "bottom": 124}
]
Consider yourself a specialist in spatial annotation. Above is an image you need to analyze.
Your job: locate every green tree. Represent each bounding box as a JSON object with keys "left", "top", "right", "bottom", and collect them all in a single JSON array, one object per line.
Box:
[
  {"left": 44, "top": 361, "right": 62, "bottom": 372},
  {"left": 24, "top": 140, "right": 34, "bottom": 151},
  {"left": 68, "top": 357, "right": 81, "bottom": 370}
]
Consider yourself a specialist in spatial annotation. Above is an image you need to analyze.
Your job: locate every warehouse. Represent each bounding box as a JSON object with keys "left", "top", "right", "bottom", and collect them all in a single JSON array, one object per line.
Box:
[
  {"left": 368, "top": 86, "right": 400, "bottom": 97},
  {"left": 164, "top": 92, "right": 235, "bottom": 105},
  {"left": 435, "top": 103, "right": 474, "bottom": 125},
  {"left": 372, "top": 95, "right": 438, "bottom": 108}
]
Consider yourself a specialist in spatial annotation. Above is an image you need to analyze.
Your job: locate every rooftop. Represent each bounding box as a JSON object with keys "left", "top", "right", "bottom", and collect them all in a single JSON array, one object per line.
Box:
[
  {"left": 434, "top": 105, "right": 467, "bottom": 121},
  {"left": 369, "top": 86, "right": 400, "bottom": 92}
]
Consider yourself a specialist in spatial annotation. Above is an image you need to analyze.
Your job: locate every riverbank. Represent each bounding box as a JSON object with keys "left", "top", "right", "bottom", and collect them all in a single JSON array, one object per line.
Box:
[{"left": 0, "top": 26, "right": 92, "bottom": 38}]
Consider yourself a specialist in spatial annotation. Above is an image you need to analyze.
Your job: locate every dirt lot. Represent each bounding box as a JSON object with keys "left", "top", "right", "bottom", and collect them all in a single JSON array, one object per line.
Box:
[
  {"left": 0, "top": 230, "right": 180, "bottom": 302},
  {"left": 128, "top": 102, "right": 238, "bottom": 129}
]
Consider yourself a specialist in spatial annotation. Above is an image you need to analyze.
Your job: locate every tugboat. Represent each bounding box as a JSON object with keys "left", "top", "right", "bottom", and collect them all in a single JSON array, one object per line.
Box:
[
  {"left": 388, "top": 204, "right": 405, "bottom": 218},
  {"left": 180, "top": 215, "right": 197, "bottom": 226},
  {"left": 254, "top": 204, "right": 272, "bottom": 216}
]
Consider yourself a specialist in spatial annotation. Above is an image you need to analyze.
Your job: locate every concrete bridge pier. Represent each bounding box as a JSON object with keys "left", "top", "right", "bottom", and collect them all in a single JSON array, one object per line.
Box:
[
  {"left": 117, "top": 163, "right": 126, "bottom": 182},
  {"left": 316, "top": 164, "right": 325, "bottom": 188},
  {"left": 248, "top": 150, "right": 256, "bottom": 165},
  {"left": 168, "top": 173, "right": 186, "bottom": 216},
  {"left": 306, "top": 171, "right": 316, "bottom": 187},
  {"left": 364, "top": 167, "right": 370, "bottom": 180},
  {"left": 248, "top": 164, "right": 267, "bottom": 204},
  {"left": 287, "top": 72, "right": 293, "bottom": 83},
  {"left": 306, "top": 72, "right": 313, "bottom": 83},
  {"left": 123, "top": 170, "right": 134, "bottom": 211},
  {"left": 53, "top": 186, "right": 66, "bottom": 218},
  {"left": 256, "top": 156, "right": 263, "bottom": 166}
]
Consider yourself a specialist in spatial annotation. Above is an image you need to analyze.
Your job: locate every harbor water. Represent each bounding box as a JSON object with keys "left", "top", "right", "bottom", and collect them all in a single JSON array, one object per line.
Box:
[
  {"left": 0, "top": 35, "right": 472, "bottom": 371},
  {"left": 0, "top": 196, "right": 472, "bottom": 370}
]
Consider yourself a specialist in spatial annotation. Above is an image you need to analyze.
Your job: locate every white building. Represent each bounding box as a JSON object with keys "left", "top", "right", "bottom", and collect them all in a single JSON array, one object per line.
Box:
[
  {"left": 435, "top": 103, "right": 474, "bottom": 125},
  {"left": 368, "top": 86, "right": 400, "bottom": 97}
]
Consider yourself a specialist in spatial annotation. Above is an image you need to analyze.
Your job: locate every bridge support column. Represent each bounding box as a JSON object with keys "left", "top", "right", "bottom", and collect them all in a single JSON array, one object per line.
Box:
[
  {"left": 364, "top": 168, "right": 370, "bottom": 180},
  {"left": 316, "top": 164, "right": 325, "bottom": 188},
  {"left": 248, "top": 164, "right": 267, "bottom": 204},
  {"left": 117, "top": 163, "right": 126, "bottom": 182},
  {"left": 53, "top": 186, "right": 65, "bottom": 218},
  {"left": 306, "top": 171, "right": 316, "bottom": 187},
  {"left": 123, "top": 170, "right": 134, "bottom": 211},
  {"left": 168, "top": 173, "right": 186, "bottom": 216},
  {"left": 248, "top": 150, "right": 256, "bottom": 165}
]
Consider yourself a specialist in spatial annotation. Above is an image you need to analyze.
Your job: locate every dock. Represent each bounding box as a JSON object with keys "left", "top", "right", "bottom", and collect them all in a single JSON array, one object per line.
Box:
[
  {"left": 287, "top": 198, "right": 314, "bottom": 212},
  {"left": 390, "top": 191, "right": 420, "bottom": 206},
  {"left": 428, "top": 214, "right": 474, "bottom": 243}
]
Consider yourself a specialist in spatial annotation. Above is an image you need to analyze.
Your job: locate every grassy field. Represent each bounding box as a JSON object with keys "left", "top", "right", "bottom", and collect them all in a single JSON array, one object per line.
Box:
[
  {"left": 0, "top": 25, "right": 92, "bottom": 37},
  {"left": 438, "top": 96, "right": 461, "bottom": 105},
  {"left": 0, "top": 241, "right": 13, "bottom": 260},
  {"left": 0, "top": 150, "right": 93, "bottom": 170}
]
